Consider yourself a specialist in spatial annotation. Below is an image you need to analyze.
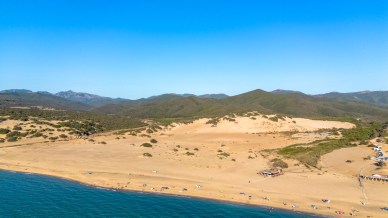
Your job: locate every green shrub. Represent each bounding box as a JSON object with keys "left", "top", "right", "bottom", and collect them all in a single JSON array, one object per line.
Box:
[
  {"left": 206, "top": 118, "right": 220, "bottom": 125},
  {"left": 6, "top": 131, "right": 22, "bottom": 138},
  {"left": 0, "top": 128, "right": 10, "bottom": 134},
  {"left": 218, "top": 152, "right": 230, "bottom": 158},
  {"left": 49, "top": 136, "right": 58, "bottom": 141},
  {"left": 13, "top": 126, "right": 22, "bottom": 130},
  {"left": 269, "top": 116, "right": 279, "bottom": 122},
  {"left": 33, "top": 132, "right": 43, "bottom": 137},
  {"left": 29, "top": 129, "right": 37, "bottom": 134},
  {"left": 0, "top": 138, "right": 5, "bottom": 143},
  {"left": 150, "top": 139, "right": 158, "bottom": 143},
  {"left": 185, "top": 152, "right": 195, "bottom": 156},
  {"left": 59, "top": 134, "right": 68, "bottom": 138},
  {"left": 143, "top": 153, "right": 152, "bottom": 157},
  {"left": 271, "top": 158, "right": 288, "bottom": 168},
  {"left": 141, "top": 143, "right": 153, "bottom": 148},
  {"left": 7, "top": 136, "right": 18, "bottom": 142}
]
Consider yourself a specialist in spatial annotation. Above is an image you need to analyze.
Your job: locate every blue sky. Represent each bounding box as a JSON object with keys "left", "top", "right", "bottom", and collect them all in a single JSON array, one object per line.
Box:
[{"left": 0, "top": 0, "right": 387, "bottom": 99}]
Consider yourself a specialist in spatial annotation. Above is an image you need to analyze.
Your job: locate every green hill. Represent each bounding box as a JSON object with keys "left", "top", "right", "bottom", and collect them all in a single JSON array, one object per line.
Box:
[
  {"left": 94, "top": 89, "right": 388, "bottom": 120},
  {"left": 2, "top": 89, "right": 388, "bottom": 121},
  {"left": 317, "top": 91, "right": 388, "bottom": 107},
  {"left": 0, "top": 91, "right": 92, "bottom": 111},
  {"left": 55, "top": 90, "right": 132, "bottom": 107}
]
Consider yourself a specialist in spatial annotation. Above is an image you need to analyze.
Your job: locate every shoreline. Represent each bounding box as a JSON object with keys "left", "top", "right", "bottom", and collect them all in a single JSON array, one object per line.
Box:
[
  {"left": 0, "top": 168, "right": 327, "bottom": 217},
  {"left": 0, "top": 142, "right": 386, "bottom": 217}
]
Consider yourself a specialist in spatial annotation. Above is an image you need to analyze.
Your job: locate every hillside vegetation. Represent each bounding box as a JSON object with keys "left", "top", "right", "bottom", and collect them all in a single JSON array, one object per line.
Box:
[
  {"left": 2, "top": 89, "right": 388, "bottom": 122},
  {"left": 317, "top": 91, "right": 388, "bottom": 107},
  {"left": 0, "top": 108, "right": 146, "bottom": 132},
  {"left": 278, "top": 122, "right": 387, "bottom": 167},
  {"left": 94, "top": 90, "right": 388, "bottom": 121},
  {"left": 0, "top": 92, "right": 92, "bottom": 110}
]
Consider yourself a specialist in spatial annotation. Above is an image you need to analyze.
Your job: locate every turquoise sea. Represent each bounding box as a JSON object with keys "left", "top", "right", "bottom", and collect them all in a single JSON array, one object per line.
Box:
[{"left": 0, "top": 170, "right": 324, "bottom": 218}]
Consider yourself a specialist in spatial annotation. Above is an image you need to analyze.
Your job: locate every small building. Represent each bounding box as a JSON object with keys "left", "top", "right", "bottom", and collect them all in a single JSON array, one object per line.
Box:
[
  {"left": 259, "top": 168, "right": 283, "bottom": 177},
  {"left": 377, "top": 157, "right": 388, "bottom": 162},
  {"left": 371, "top": 174, "right": 383, "bottom": 179}
]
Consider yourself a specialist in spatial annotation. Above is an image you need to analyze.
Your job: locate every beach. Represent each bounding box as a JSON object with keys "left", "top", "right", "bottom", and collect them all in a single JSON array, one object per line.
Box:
[{"left": 1, "top": 115, "right": 387, "bottom": 217}]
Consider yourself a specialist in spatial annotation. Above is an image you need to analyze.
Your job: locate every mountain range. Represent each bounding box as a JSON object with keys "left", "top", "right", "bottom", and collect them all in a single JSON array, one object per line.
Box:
[{"left": 1, "top": 89, "right": 388, "bottom": 120}]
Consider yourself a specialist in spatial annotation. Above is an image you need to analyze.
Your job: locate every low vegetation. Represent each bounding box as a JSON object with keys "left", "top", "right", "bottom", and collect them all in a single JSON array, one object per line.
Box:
[
  {"left": 278, "top": 122, "right": 386, "bottom": 167},
  {"left": 0, "top": 128, "right": 10, "bottom": 134},
  {"left": 271, "top": 158, "right": 288, "bottom": 168},
  {"left": 217, "top": 150, "right": 230, "bottom": 159},
  {"left": 206, "top": 117, "right": 220, "bottom": 125},
  {"left": 7, "top": 136, "right": 18, "bottom": 142},
  {"left": 268, "top": 115, "right": 286, "bottom": 122},
  {"left": 59, "top": 134, "right": 68, "bottom": 138},
  {"left": 13, "top": 126, "right": 22, "bottom": 130},
  {"left": 140, "top": 143, "right": 153, "bottom": 148},
  {"left": 49, "top": 136, "right": 58, "bottom": 141},
  {"left": 0, "top": 108, "right": 146, "bottom": 133},
  {"left": 143, "top": 153, "right": 152, "bottom": 157}
]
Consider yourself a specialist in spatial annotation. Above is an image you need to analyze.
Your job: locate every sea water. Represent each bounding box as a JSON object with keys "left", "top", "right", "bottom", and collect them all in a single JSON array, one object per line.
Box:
[{"left": 0, "top": 170, "right": 324, "bottom": 218}]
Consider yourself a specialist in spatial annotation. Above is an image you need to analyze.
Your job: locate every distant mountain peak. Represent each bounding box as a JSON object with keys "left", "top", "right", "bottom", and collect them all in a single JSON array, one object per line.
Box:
[
  {"left": 147, "top": 93, "right": 229, "bottom": 100},
  {"left": 55, "top": 90, "right": 131, "bottom": 107},
  {"left": 0, "top": 89, "right": 33, "bottom": 94},
  {"left": 356, "top": 90, "right": 372, "bottom": 94},
  {"left": 197, "top": 93, "right": 229, "bottom": 99},
  {"left": 180, "top": 93, "right": 229, "bottom": 99},
  {"left": 271, "top": 89, "right": 304, "bottom": 95},
  {"left": 56, "top": 90, "right": 103, "bottom": 99}
]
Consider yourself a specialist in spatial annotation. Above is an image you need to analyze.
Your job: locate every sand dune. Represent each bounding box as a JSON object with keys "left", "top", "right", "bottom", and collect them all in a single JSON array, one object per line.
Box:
[
  {"left": 165, "top": 115, "right": 354, "bottom": 134},
  {"left": 0, "top": 114, "right": 387, "bottom": 217}
]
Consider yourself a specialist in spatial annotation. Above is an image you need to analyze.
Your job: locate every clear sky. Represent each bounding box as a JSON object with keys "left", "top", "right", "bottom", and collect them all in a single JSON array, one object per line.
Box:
[{"left": 0, "top": 0, "right": 387, "bottom": 99}]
